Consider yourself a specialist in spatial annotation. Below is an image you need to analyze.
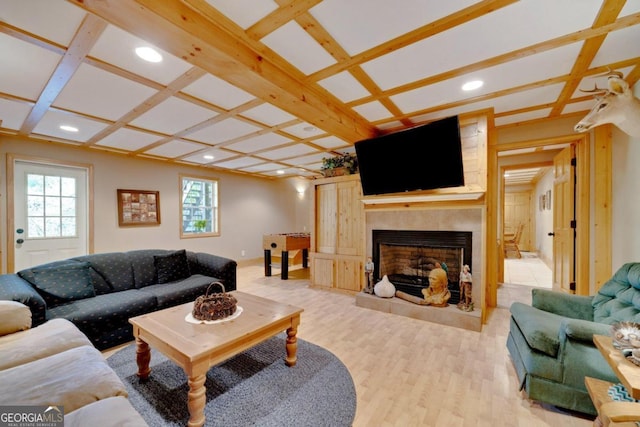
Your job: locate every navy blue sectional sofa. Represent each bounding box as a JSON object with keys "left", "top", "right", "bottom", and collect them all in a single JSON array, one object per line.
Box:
[{"left": 0, "top": 249, "right": 236, "bottom": 350}]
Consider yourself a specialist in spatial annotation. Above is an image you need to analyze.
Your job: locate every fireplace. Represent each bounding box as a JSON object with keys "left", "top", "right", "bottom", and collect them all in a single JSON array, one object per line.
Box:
[{"left": 372, "top": 230, "right": 472, "bottom": 305}]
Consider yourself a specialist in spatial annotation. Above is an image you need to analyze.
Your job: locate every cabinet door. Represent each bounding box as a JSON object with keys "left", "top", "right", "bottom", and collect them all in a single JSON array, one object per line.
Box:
[
  {"left": 311, "top": 257, "right": 334, "bottom": 288},
  {"left": 336, "top": 259, "right": 363, "bottom": 291},
  {"left": 316, "top": 184, "right": 337, "bottom": 254},
  {"left": 336, "top": 180, "right": 363, "bottom": 256}
]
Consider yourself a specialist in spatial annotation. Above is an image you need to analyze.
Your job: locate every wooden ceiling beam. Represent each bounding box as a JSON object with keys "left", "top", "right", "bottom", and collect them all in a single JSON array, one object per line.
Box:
[
  {"left": 83, "top": 67, "right": 208, "bottom": 146},
  {"left": 348, "top": 12, "right": 640, "bottom": 108},
  {"left": 308, "top": 0, "right": 518, "bottom": 83},
  {"left": 19, "top": 14, "right": 107, "bottom": 135},
  {"left": 549, "top": 0, "right": 625, "bottom": 117},
  {"left": 67, "top": 0, "right": 376, "bottom": 143},
  {"left": 246, "top": 0, "right": 322, "bottom": 40}
]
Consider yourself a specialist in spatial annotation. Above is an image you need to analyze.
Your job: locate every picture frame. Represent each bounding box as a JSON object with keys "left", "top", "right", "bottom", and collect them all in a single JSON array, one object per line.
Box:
[
  {"left": 117, "top": 189, "right": 160, "bottom": 226},
  {"left": 539, "top": 194, "right": 545, "bottom": 211},
  {"left": 546, "top": 189, "right": 552, "bottom": 210}
]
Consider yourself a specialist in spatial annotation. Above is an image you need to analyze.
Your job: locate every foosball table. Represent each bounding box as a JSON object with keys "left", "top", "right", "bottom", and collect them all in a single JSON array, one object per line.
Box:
[{"left": 263, "top": 233, "right": 310, "bottom": 280}]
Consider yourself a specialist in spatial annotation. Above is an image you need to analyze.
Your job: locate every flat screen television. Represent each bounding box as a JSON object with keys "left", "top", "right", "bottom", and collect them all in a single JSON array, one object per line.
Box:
[{"left": 354, "top": 115, "right": 464, "bottom": 196}]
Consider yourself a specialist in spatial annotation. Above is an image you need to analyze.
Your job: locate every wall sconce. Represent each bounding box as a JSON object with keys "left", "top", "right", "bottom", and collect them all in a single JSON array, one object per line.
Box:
[{"left": 295, "top": 184, "right": 307, "bottom": 200}]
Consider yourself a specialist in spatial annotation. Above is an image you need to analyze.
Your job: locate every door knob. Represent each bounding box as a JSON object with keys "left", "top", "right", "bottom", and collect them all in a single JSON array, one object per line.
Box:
[{"left": 547, "top": 232, "right": 555, "bottom": 236}]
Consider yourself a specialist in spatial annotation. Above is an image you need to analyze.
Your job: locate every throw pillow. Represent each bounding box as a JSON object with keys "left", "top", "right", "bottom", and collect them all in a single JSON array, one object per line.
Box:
[
  {"left": 154, "top": 250, "right": 191, "bottom": 284},
  {"left": 30, "top": 262, "right": 95, "bottom": 307}
]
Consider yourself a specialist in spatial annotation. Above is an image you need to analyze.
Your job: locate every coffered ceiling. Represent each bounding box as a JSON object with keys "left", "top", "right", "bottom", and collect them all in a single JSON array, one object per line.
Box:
[{"left": 1, "top": 0, "right": 639, "bottom": 179}]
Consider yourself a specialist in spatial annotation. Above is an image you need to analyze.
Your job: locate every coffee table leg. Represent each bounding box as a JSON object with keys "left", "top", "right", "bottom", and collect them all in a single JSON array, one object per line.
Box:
[
  {"left": 135, "top": 337, "right": 151, "bottom": 379},
  {"left": 285, "top": 324, "right": 298, "bottom": 367},
  {"left": 187, "top": 374, "right": 206, "bottom": 427}
]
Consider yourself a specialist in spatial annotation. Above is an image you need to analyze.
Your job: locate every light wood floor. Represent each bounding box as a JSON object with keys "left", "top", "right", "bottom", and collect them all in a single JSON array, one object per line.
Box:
[
  {"left": 237, "top": 264, "right": 593, "bottom": 427},
  {"left": 106, "top": 264, "right": 594, "bottom": 426},
  {"left": 504, "top": 252, "right": 553, "bottom": 289}
]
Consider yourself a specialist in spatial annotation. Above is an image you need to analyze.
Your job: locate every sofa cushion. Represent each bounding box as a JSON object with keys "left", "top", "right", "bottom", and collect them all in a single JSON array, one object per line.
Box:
[
  {"left": 18, "top": 259, "right": 83, "bottom": 286},
  {"left": 154, "top": 249, "right": 191, "bottom": 284},
  {"left": 0, "top": 318, "right": 92, "bottom": 371},
  {"left": 510, "top": 302, "right": 563, "bottom": 357},
  {"left": 0, "top": 300, "right": 31, "bottom": 336},
  {"left": 0, "top": 346, "right": 127, "bottom": 413},
  {"left": 65, "top": 397, "right": 148, "bottom": 427},
  {"left": 128, "top": 249, "right": 171, "bottom": 288},
  {"left": 46, "top": 289, "right": 156, "bottom": 329},
  {"left": 30, "top": 262, "right": 95, "bottom": 307},
  {"left": 592, "top": 263, "right": 640, "bottom": 324},
  {"left": 139, "top": 274, "right": 216, "bottom": 308},
  {"left": 18, "top": 259, "right": 112, "bottom": 297},
  {"left": 73, "top": 253, "right": 135, "bottom": 292}
]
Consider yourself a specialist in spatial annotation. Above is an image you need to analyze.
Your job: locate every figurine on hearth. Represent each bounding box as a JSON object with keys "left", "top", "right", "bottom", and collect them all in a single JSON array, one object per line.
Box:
[
  {"left": 364, "top": 257, "right": 375, "bottom": 294},
  {"left": 421, "top": 266, "right": 451, "bottom": 307},
  {"left": 458, "top": 264, "right": 473, "bottom": 311}
]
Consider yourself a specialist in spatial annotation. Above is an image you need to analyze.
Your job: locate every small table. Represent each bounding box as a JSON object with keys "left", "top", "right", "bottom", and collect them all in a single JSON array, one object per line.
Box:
[
  {"left": 586, "top": 335, "right": 640, "bottom": 426},
  {"left": 263, "top": 233, "right": 310, "bottom": 280},
  {"left": 129, "top": 292, "right": 303, "bottom": 427}
]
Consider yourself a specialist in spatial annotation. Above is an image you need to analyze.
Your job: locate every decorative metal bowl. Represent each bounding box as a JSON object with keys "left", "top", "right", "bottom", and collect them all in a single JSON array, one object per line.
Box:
[{"left": 611, "top": 321, "right": 640, "bottom": 355}]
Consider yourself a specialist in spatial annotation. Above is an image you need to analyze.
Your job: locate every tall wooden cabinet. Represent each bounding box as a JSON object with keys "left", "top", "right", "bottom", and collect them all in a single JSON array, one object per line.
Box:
[{"left": 310, "top": 175, "right": 365, "bottom": 292}]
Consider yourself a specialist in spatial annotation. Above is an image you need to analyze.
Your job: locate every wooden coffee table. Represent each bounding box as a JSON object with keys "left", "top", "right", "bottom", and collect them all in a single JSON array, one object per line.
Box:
[{"left": 129, "top": 292, "right": 303, "bottom": 427}]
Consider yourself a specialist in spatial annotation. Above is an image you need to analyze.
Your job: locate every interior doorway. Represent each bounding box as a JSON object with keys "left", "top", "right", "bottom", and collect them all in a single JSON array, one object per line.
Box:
[
  {"left": 502, "top": 163, "right": 554, "bottom": 289},
  {"left": 488, "top": 131, "right": 593, "bottom": 309},
  {"left": 499, "top": 153, "right": 565, "bottom": 291}
]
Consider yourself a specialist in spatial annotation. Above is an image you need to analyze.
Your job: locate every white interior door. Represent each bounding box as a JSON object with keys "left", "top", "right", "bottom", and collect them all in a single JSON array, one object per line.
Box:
[{"left": 13, "top": 161, "right": 88, "bottom": 271}]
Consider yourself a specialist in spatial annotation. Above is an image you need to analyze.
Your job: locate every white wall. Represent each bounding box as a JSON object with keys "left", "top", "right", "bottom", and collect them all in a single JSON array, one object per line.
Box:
[
  {"left": 0, "top": 136, "right": 307, "bottom": 271},
  {"left": 612, "top": 124, "right": 640, "bottom": 269},
  {"left": 610, "top": 82, "right": 640, "bottom": 269}
]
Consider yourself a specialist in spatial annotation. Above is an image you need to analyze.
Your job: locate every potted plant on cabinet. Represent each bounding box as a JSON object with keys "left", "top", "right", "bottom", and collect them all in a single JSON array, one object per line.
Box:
[{"left": 321, "top": 152, "right": 358, "bottom": 177}]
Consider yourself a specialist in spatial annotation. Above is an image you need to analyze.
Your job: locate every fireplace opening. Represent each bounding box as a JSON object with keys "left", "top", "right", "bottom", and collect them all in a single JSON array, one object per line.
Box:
[{"left": 372, "top": 230, "right": 472, "bottom": 305}]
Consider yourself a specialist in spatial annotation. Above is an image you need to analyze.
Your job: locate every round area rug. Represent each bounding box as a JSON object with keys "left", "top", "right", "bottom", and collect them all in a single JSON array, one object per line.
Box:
[{"left": 107, "top": 335, "right": 356, "bottom": 426}]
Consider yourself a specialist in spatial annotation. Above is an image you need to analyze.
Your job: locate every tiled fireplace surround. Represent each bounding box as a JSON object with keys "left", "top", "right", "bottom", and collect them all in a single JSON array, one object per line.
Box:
[{"left": 358, "top": 207, "right": 483, "bottom": 331}]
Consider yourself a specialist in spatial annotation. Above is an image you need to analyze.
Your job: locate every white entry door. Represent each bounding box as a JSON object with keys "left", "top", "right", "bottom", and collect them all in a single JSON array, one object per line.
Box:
[{"left": 13, "top": 160, "right": 89, "bottom": 271}]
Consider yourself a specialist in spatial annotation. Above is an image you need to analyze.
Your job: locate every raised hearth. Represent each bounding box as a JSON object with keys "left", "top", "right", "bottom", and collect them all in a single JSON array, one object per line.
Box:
[
  {"left": 357, "top": 228, "right": 479, "bottom": 331},
  {"left": 355, "top": 292, "right": 481, "bottom": 332}
]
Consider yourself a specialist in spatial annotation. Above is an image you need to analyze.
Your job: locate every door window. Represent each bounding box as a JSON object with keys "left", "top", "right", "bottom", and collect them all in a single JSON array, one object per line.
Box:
[{"left": 26, "top": 173, "right": 77, "bottom": 238}]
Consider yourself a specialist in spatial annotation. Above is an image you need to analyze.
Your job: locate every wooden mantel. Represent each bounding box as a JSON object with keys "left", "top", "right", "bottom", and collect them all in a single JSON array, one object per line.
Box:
[{"left": 361, "top": 188, "right": 485, "bottom": 210}]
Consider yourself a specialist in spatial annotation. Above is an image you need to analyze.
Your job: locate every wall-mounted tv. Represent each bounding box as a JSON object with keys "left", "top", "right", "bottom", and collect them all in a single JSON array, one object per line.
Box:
[{"left": 354, "top": 116, "right": 464, "bottom": 196}]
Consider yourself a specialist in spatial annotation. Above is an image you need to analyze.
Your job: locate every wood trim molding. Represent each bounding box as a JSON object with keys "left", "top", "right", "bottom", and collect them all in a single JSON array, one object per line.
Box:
[
  {"left": 488, "top": 132, "right": 592, "bottom": 303},
  {"left": 593, "top": 125, "right": 612, "bottom": 288}
]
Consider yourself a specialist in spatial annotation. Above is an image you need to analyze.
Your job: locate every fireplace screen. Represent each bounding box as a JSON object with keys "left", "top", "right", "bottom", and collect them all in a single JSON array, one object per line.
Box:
[{"left": 372, "top": 230, "right": 472, "bottom": 304}]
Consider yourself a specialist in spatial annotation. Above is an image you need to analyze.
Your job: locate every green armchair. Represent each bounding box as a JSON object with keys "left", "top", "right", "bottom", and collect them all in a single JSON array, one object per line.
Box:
[{"left": 507, "top": 262, "right": 640, "bottom": 415}]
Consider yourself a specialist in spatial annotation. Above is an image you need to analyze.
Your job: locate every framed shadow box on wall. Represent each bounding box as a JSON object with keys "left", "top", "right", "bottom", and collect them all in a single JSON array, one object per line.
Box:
[{"left": 117, "top": 189, "right": 160, "bottom": 226}]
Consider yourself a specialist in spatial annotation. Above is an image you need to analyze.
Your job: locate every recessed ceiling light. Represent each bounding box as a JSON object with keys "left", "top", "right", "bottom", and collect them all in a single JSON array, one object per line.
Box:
[
  {"left": 203, "top": 155, "right": 214, "bottom": 160},
  {"left": 276, "top": 170, "right": 285, "bottom": 175},
  {"left": 303, "top": 126, "right": 317, "bottom": 132},
  {"left": 135, "top": 46, "right": 163, "bottom": 63},
  {"left": 59, "top": 125, "right": 79, "bottom": 132},
  {"left": 462, "top": 80, "right": 484, "bottom": 91}
]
